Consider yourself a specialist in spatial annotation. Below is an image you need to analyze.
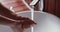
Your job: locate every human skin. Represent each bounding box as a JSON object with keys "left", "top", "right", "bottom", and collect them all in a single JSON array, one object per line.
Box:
[
  {"left": 0, "top": 0, "right": 30, "bottom": 12},
  {"left": 0, "top": 3, "right": 36, "bottom": 32}
]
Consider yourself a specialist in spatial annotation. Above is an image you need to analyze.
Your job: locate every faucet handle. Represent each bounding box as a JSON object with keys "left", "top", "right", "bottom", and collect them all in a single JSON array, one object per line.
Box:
[{"left": 30, "top": 0, "right": 39, "bottom": 6}]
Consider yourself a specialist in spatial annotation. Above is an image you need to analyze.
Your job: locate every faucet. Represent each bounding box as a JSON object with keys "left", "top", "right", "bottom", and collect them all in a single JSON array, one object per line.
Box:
[{"left": 30, "top": 0, "right": 44, "bottom": 11}]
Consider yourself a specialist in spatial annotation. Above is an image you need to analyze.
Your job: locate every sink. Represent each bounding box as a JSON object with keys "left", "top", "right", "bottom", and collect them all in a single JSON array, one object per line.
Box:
[
  {"left": 0, "top": 11, "right": 59, "bottom": 32},
  {"left": 16, "top": 11, "right": 60, "bottom": 32},
  {"left": 0, "top": 25, "right": 13, "bottom": 32}
]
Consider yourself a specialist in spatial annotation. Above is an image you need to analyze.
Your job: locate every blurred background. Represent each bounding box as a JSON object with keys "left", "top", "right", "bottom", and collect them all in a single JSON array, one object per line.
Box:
[
  {"left": 25, "top": 0, "right": 60, "bottom": 18},
  {"left": 0, "top": 0, "right": 60, "bottom": 18}
]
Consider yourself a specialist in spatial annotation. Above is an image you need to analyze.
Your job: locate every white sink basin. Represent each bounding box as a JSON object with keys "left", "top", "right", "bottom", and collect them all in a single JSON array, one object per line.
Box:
[
  {"left": 16, "top": 11, "right": 60, "bottom": 32},
  {"left": 0, "top": 25, "right": 13, "bottom": 32},
  {"left": 0, "top": 11, "right": 59, "bottom": 32}
]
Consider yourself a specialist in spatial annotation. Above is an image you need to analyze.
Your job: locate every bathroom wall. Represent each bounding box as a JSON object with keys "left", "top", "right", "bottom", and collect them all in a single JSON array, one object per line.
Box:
[{"left": 44, "top": 0, "right": 60, "bottom": 18}]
